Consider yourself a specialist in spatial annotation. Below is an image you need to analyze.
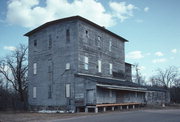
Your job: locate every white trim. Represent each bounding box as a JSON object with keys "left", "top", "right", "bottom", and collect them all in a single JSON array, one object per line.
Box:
[{"left": 109, "top": 63, "right": 112, "bottom": 75}]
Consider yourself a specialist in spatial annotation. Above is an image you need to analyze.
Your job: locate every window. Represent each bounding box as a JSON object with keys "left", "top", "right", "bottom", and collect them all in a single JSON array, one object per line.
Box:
[
  {"left": 98, "top": 60, "right": 102, "bottom": 73},
  {"left": 97, "top": 36, "right": 101, "bottom": 47},
  {"left": 66, "top": 63, "right": 70, "bottom": 70},
  {"left": 33, "top": 63, "right": 37, "bottom": 74},
  {"left": 33, "top": 87, "right": 36, "bottom": 98},
  {"left": 48, "top": 35, "right": 52, "bottom": 49},
  {"left": 65, "top": 84, "right": 70, "bottom": 98},
  {"left": 66, "top": 29, "right": 70, "bottom": 43},
  {"left": 109, "top": 63, "right": 113, "bottom": 75},
  {"left": 34, "top": 40, "right": 37, "bottom": 47},
  {"left": 48, "top": 85, "right": 52, "bottom": 99},
  {"left": 109, "top": 41, "right": 112, "bottom": 51},
  {"left": 85, "top": 30, "right": 89, "bottom": 37},
  {"left": 84, "top": 56, "right": 89, "bottom": 70}
]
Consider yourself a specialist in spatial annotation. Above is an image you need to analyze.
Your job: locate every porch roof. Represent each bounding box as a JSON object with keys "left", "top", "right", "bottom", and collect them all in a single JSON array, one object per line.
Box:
[
  {"left": 97, "top": 84, "right": 147, "bottom": 92},
  {"left": 75, "top": 73, "right": 147, "bottom": 92}
]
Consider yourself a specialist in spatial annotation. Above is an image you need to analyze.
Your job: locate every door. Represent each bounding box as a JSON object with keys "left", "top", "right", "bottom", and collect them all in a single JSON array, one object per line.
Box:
[{"left": 86, "top": 90, "right": 95, "bottom": 105}]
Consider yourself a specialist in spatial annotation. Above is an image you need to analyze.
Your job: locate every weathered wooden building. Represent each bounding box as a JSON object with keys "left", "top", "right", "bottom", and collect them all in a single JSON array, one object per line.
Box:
[{"left": 25, "top": 16, "right": 169, "bottom": 112}]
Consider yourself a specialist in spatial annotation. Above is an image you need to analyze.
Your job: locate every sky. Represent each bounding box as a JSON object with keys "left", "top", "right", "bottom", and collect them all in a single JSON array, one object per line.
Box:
[{"left": 0, "top": 0, "right": 180, "bottom": 80}]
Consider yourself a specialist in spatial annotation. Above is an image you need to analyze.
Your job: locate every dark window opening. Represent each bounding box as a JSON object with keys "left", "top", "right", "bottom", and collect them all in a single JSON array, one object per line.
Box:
[
  {"left": 34, "top": 40, "right": 37, "bottom": 47},
  {"left": 48, "top": 85, "right": 52, "bottom": 99},
  {"left": 86, "top": 30, "right": 89, "bottom": 37},
  {"left": 66, "top": 29, "right": 70, "bottom": 43}
]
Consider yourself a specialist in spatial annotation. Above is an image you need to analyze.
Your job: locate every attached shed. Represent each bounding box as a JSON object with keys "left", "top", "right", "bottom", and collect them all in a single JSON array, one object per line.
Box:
[{"left": 75, "top": 73, "right": 147, "bottom": 112}]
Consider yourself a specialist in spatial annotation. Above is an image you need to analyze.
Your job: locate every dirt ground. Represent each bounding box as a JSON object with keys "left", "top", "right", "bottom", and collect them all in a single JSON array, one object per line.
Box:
[
  {"left": 0, "top": 105, "right": 180, "bottom": 122},
  {"left": 0, "top": 112, "right": 94, "bottom": 122}
]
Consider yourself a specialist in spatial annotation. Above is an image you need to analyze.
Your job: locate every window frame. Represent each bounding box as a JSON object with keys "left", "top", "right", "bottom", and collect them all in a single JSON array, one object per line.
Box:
[
  {"left": 109, "top": 63, "right": 113, "bottom": 75},
  {"left": 33, "top": 63, "right": 37, "bottom": 75},
  {"left": 98, "top": 60, "right": 102, "bottom": 73},
  {"left": 84, "top": 56, "right": 89, "bottom": 70},
  {"left": 33, "top": 87, "right": 37, "bottom": 98},
  {"left": 65, "top": 84, "right": 70, "bottom": 98}
]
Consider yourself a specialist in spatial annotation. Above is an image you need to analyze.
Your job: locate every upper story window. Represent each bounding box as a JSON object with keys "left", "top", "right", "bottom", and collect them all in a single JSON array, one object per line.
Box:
[
  {"left": 66, "top": 29, "right": 70, "bottom": 43},
  {"left": 66, "top": 63, "right": 70, "bottom": 70},
  {"left": 98, "top": 60, "right": 102, "bottom": 73},
  {"left": 84, "top": 56, "right": 89, "bottom": 70},
  {"left": 48, "top": 35, "right": 52, "bottom": 49},
  {"left": 33, "top": 63, "right": 37, "bottom": 75},
  {"left": 85, "top": 30, "right": 89, "bottom": 38},
  {"left": 109, "top": 63, "right": 113, "bottom": 75},
  {"left": 109, "top": 41, "right": 112, "bottom": 51},
  {"left": 34, "top": 40, "right": 37, "bottom": 47},
  {"left": 33, "top": 87, "right": 37, "bottom": 98},
  {"left": 96, "top": 36, "right": 101, "bottom": 48}
]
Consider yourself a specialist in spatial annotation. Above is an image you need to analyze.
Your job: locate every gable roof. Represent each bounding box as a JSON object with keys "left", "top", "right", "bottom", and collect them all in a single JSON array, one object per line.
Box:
[{"left": 24, "top": 16, "right": 128, "bottom": 42}]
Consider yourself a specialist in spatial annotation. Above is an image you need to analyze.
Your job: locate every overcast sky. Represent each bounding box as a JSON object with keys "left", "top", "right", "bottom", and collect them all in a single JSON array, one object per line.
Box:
[{"left": 0, "top": 0, "right": 180, "bottom": 79}]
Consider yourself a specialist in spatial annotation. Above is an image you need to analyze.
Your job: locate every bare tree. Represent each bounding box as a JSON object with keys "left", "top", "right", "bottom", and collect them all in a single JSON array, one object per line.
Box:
[
  {"left": 150, "top": 66, "right": 179, "bottom": 89},
  {"left": 132, "top": 63, "right": 146, "bottom": 85},
  {"left": 0, "top": 44, "right": 28, "bottom": 102}
]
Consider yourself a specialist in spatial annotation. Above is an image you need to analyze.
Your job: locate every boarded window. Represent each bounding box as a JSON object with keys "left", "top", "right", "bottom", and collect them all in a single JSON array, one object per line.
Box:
[
  {"left": 66, "top": 29, "right": 70, "bottom": 43},
  {"left": 109, "top": 63, "right": 113, "bottom": 75},
  {"left": 66, "top": 63, "right": 70, "bottom": 70},
  {"left": 48, "top": 35, "right": 52, "bottom": 49},
  {"left": 84, "top": 56, "right": 89, "bottom": 70},
  {"left": 33, "top": 87, "right": 36, "bottom": 98},
  {"left": 109, "top": 41, "right": 112, "bottom": 51},
  {"left": 34, "top": 40, "right": 37, "bottom": 47},
  {"left": 33, "top": 63, "right": 37, "bottom": 74},
  {"left": 97, "top": 36, "right": 101, "bottom": 47},
  {"left": 48, "top": 85, "right": 52, "bottom": 99},
  {"left": 65, "top": 84, "right": 70, "bottom": 98},
  {"left": 98, "top": 60, "right": 102, "bottom": 73}
]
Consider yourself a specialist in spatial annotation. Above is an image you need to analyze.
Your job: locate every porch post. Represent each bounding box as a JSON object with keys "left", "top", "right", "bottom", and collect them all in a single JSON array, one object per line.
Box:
[
  {"left": 133, "top": 105, "right": 135, "bottom": 109},
  {"left": 85, "top": 107, "right": 88, "bottom": 113},
  {"left": 95, "top": 107, "right": 98, "bottom": 113},
  {"left": 103, "top": 107, "right": 106, "bottom": 112},
  {"left": 126, "top": 105, "right": 129, "bottom": 109},
  {"left": 112, "top": 106, "right": 115, "bottom": 111}
]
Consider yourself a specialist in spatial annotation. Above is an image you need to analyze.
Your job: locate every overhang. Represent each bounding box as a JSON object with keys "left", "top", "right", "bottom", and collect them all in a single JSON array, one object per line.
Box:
[{"left": 97, "top": 84, "right": 147, "bottom": 92}]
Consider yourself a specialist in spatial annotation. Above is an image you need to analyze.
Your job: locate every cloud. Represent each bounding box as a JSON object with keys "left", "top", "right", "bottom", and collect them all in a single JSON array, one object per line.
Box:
[
  {"left": 155, "top": 52, "right": 164, "bottom": 56},
  {"left": 3, "top": 46, "right": 16, "bottom": 51},
  {"left": 126, "top": 51, "right": 144, "bottom": 59},
  {"left": 6, "top": 0, "right": 137, "bottom": 28},
  {"left": 144, "top": 7, "right": 149, "bottom": 12},
  {"left": 171, "top": 49, "right": 177, "bottom": 53},
  {"left": 109, "top": 1, "right": 137, "bottom": 22},
  {"left": 138, "top": 66, "right": 146, "bottom": 71},
  {"left": 152, "top": 58, "right": 167, "bottom": 63}
]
